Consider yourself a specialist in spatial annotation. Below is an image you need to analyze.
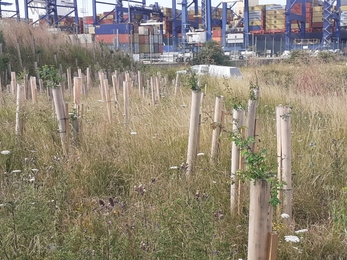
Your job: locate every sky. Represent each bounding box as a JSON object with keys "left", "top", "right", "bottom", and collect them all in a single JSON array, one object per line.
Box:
[{"left": 10, "top": 0, "right": 287, "bottom": 18}]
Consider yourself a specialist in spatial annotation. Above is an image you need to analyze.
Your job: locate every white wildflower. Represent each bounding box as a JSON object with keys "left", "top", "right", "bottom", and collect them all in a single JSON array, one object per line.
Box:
[
  {"left": 170, "top": 166, "right": 178, "bottom": 169},
  {"left": 212, "top": 181, "right": 216, "bottom": 184},
  {"left": 29, "top": 177, "right": 35, "bottom": 183},
  {"left": 284, "top": 235, "right": 300, "bottom": 243},
  {"left": 281, "top": 213, "right": 290, "bottom": 219},
  {"left": 295, "top": 229, "right": 308, "bottom": 234},
  {"left": 1, "top": 150, "right": 10, "bottom": 155}
]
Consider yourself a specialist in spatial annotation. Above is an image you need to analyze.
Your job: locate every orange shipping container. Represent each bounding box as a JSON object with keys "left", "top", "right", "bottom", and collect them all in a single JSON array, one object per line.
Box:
[{"left": 96, "top": 34, "right": 130, "bottom": 44}]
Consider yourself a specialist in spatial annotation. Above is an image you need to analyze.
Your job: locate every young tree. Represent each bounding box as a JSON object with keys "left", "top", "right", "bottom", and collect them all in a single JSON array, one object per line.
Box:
[{"left": 192, "top": 41, "right": 229, "bottom": 65}]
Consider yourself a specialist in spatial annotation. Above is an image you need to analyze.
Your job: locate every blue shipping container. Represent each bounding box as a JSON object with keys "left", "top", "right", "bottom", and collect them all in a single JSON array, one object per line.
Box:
[
  {"left": 95, "top": 24, "right": 131, "bottom": 35},
  {"left": 249, "top": 26, "right": 263, "bottom": 31},
  {"left": 163, "top": 45, "right": 174, "bottom": 52}
]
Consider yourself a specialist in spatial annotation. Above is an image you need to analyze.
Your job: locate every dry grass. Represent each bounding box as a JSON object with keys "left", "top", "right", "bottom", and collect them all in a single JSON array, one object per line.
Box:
[{"left": 1, "top": 57, "right": 347, "bottom": 259}]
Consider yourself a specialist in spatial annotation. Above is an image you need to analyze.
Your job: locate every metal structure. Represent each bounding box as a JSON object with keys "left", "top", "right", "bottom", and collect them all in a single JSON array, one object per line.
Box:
[
  {"left": 0, "top": 0, "right": 20, "bottom": 20},
  {"left": 284, "top": 0, "right": 308, "bottom": 50},
  {"left": 24, "top": 0, "right": 79, "bottom": 32},
  {"left": 322, "top": 0, "right": 340, "bottom": 48},
  {"left": 92, "top": 0, "right": 162, "bottom": 25}
]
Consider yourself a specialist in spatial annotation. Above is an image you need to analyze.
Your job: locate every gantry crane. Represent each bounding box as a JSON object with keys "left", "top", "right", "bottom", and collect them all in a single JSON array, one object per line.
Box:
[
  {"left": 0, "top": 0, "right": 20, "bottom": 20},
  {"left": 322, "top": 0, "right": 340, "bottom": 48},
  {"left": 24, "top": 0, "right": 79, "bottom": 32}
]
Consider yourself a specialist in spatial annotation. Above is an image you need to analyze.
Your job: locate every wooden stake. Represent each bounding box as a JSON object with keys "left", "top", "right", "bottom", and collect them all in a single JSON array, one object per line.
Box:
[
  {"left": 67, "top": 68, "right": 72, "bottom": 93},
  {"left": 73, "top": 77, "right": 82, "bottom": 107},
  {"left": 186, "top": 90, "right": 202, "bottom": 174},
  {"left": 238, "top": 127, "right": 245, "bottom": 216},
  {"left": 30, "top": 76, "right": 38, "bottom": 103},
  {"left": 11, "top": 72, "right": 16, "bottom": 96},
  {"left": 230, "top": 108, "right": 245, "bottom": 214},
  {"left": 247, "top": 88, "right": 260, "bottom": 151},
  {"left": 150, "top": 77, "right": 155, "bottom": 105},
  {"left": 104, "top": 78, "right": 112, "bottom": 123},
  {"left": 65, "top": 103, "right": 70, "bottom": 155},
  {"left": 138, "top": 71, "right": 142, "bottom": 95},
  {"left": 210, "top": 96, "right": 224, "bottom": 160},
  {"left": 123, "top": 81, "right": 129, "bottom": 125},
  {"left": 52, "top": 87, "right": 67, "bottom": 155},
  {"left": 281, "top": 106, "right": 292, "bottom": 225},
  {"left": 98, "top": 71, "right": 105, "bottom": 101},
  {"left": 112, "top": 74, "right": 119, "bottom": 103},
  {"left": 155, "top": 76, "right": 160, "bottom": 102},
  {"left": 276, "top": 106, "right": 284, "bottom": 212},
  {"left": 15, "top": 84, "right": 22, "bottom": 135},
  {"left": 267, "top": 232, "right": 278, "bottom": 260},
  {"left": 174, "top": 73, "right": 179, "bottom": 96},
  {"left": 248, "top": 179, "right": 271, "bottom": 260},
  {"left": 86, "top": 67, "right": 91, "bottom": 91}
]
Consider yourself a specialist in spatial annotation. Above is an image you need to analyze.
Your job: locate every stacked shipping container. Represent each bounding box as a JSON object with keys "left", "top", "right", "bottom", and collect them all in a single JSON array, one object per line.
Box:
[
  {"left": 341, "top": 3, "right": 347, "bottom": 27},
  {"left": 249, "top": 5, "right": 264, "bottom": 32},
  {"left": 248, "top": 3, "right": 318, "bottom": 34},
  {"left": 312, "top": 6, "right": 323, "bottom": 29}
]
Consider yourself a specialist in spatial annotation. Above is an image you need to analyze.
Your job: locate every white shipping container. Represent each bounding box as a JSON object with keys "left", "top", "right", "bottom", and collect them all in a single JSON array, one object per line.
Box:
[
  {"left": 227, "top": 38, "right": 244, "bottom": 44},
  {"left": 265, "top": 5, "right": 285, "bottom": 11},
  {"left": 186, "top": 31, "right": 207, "bottom": 43},
  {"left": 227, "top": 33, "right": 244, "bottom": 39},
  {"left": 139, "top": 26, "right": 149, "bottom": 35}
]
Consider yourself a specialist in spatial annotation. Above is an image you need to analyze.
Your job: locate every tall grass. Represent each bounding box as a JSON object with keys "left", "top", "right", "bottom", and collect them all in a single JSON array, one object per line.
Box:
[
  {"left": 0, "top": 20, "right": 135, "bottom": 79},
  {"left": 1, "top": 43, "right": 347, "bottom": 259}
]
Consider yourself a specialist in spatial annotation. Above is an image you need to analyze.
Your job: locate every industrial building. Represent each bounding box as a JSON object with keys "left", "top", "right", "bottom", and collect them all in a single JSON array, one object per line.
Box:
[{"left": 1, "top": 0, "right": 346, "bottom": 58}]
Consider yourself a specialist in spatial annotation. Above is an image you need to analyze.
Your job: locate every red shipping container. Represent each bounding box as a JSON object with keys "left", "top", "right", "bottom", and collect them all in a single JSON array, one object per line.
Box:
[
  {"left": 312, "top": 22, "right": 323, "bottom": 28},
  {"left": 96, "top": 34, "right": 116, "bottom": 44},
  {"left": 118, "top": 34, "right": 130, "bottom": 43},
  {"left": 212, "top": 30, "right": 222, "bottom": 37},
  {"left": 84, "top": 16, "right": 94, "bottom": 25},
  {"left": 139, "top": 35, "right": 149, "bottom": 44}
]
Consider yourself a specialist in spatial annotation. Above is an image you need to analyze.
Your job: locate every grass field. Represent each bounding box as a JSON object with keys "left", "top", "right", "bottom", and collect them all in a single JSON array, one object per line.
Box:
[{"left": 1, "top": 28, "right": 347, "bottom": 259}]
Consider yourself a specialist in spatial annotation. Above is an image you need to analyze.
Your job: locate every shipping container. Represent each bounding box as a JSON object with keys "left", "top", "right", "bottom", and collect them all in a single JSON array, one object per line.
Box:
[
  {"left": 250, "top": 20, "right": 262, "bottom": 26},
  {"left": 312, "top": 17, "right": 323, "bottom": 22},
  {"left": 312, "top": 22, "right": 323, "bottom": 28},
  {"left": 139, "top": 44, "right": 150, "bottom": 53},
  {"left": 139, "top": 26, "right": 149, "bottom": 35},
  {"left": 291, "top": 23, "right": 311, "bottom": 29},
  {"left": 96, "top": 34, "right": 116, "bottom": 44},
  {"left": 249, "top": 5, "right": 264, "bottom": 11},
  {"left": 266, "top": 10, "right": 285, "bottom": 15},
  {"left": 95, "top": 24, "right": 130, "bottom": 34},
  {"left": 249, "top": 25, "right": 263, "bottom": 31},
  {"left": 212, "top": 30, "right": 222, "bottom": 37},
  {"left": 266, "top": 24, "right": 285, "bottom": 30},
  {"left": 139, "top": 35, "right": 149, "bottom": 44},
  {"left": 265, "top": 5, "right": 285, "bottom": 11},
  {"left": 313, "top": 6, "right": 323, "bottom": 12}
]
